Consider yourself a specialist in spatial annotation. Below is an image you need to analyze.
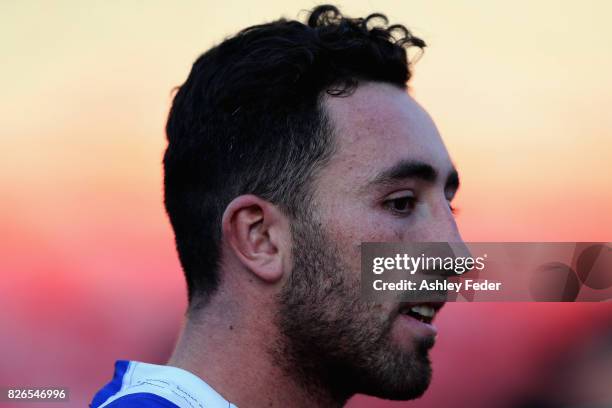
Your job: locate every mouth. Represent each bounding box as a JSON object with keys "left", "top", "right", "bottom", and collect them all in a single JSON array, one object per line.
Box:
[
  {"left": 392, "top": 301, "right": 445, "bottom": 344},
  {"left": 398, "top": 302, "right": 445, "bottom": 326}
]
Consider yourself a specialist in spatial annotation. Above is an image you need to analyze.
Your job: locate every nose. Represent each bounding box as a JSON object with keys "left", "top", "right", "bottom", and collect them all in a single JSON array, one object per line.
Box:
[
  {"left": 429, "top": 197, "right": 472, "bottom": 259},
  {"left": 427, "top": 196, "right": 463, "bottom": 239}
]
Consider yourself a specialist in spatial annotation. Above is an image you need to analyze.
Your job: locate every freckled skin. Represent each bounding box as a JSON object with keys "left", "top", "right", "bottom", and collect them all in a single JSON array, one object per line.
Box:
[
  {"left": 271, "top": 82, "right": 466, "bottom": 402},
  {"left": 304, "top": 82, "right": 465, "bottom": 355},
  {"left": 314, "top": 81, "right": 462, "bottom": 275}
]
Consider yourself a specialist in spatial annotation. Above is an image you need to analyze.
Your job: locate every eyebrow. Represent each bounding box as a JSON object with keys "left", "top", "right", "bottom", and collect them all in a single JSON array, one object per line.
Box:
[{"left": 368, "top": 159, "right": 460, "bottom": 191}]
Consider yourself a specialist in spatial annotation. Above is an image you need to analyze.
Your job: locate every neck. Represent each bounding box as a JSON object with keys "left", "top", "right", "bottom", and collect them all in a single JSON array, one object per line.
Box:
[{"left": 167, "top": 290, "right": 345, "bottom": 408}]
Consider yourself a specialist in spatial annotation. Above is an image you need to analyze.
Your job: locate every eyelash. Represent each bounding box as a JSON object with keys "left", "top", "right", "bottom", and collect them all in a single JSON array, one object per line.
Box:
[
  {"left": 384, "top": 196, "right": 458, "bottom": 216},
  {"left": 384, "top": 196, "right": 417, "bottom": 215}
]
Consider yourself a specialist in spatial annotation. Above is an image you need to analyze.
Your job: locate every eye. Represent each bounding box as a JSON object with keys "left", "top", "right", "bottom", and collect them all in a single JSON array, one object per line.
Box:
[{"left": 384, "top": 192, "right": 417, "bottom": 215}]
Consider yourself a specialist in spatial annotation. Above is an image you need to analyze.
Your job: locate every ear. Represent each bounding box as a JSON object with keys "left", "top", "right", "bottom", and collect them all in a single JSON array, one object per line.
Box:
[{"left": 221, "top": 195, "right": 291, "bottom": 283}]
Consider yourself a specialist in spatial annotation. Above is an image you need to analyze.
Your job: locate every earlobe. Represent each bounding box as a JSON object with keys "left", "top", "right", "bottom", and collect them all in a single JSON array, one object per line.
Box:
[{"left": 221, "top": 195, "right": 288, "bottom": 283}]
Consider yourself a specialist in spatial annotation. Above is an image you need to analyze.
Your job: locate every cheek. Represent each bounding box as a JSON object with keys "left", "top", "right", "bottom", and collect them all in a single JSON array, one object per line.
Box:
[
  {"left": 324, "top": 199, "right": 438, "bottom": 244},
  {"left": 323, "top": 204, "right": 406, "bottom": 256}
]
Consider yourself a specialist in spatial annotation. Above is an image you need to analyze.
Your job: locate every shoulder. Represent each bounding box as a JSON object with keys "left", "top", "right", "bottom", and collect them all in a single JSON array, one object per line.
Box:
[
  {"left": 99, "top": 392, "right": 181, "bottom": 408},
  {"left": 91, "top": 360, "right": 237, "bottom": 408}
]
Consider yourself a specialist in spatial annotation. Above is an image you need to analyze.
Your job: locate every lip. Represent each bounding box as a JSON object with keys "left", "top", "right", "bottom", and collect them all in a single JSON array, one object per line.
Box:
[{"left": 395, "top": 301, "right": 445, "bottom": 338}]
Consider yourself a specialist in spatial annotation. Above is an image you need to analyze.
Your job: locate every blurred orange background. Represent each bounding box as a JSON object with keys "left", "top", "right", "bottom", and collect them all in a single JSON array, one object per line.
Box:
[{"left": 1, "top": 1, "right": 611, "bottom": 407}]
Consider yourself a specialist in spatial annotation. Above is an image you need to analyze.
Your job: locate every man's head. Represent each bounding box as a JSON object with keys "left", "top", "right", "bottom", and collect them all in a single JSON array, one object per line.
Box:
[{"left": 164, "top": 4, "right": 462, "bottom": 403}]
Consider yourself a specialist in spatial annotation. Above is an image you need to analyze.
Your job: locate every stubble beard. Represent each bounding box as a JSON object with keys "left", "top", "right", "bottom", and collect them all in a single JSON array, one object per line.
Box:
[{"left": 271, "top": 213, "right": 433, "bottom": 405}]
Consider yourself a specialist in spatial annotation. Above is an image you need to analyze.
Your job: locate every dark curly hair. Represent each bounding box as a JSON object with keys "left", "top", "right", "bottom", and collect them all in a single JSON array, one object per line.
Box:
[{"left": 164, "top": 4, "right": 425, "bottom": 309}]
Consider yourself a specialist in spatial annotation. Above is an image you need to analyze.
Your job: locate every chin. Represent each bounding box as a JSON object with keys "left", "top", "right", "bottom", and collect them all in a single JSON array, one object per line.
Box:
[
  {"left": 357, "top": 350, "right": 433, "bottom": 401},
  {"left": 364, "top": 375, "right": 432, "bottom": 401}
]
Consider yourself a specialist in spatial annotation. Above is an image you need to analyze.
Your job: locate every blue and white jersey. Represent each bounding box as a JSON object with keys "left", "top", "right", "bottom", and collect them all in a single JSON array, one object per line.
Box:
[{"left": 91, "top": 360, "right": 238, "bottom": 408}]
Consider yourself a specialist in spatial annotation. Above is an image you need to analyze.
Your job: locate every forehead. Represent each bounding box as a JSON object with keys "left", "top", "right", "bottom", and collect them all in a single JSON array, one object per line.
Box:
[{"left": 321, "top": 82, "right": 453, "bottom": 186}]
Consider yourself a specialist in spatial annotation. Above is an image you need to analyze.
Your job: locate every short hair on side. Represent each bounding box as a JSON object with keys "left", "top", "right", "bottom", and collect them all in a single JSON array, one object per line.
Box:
[{"left": 163, "top": 4, "right": 425, "bottom": 310}]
